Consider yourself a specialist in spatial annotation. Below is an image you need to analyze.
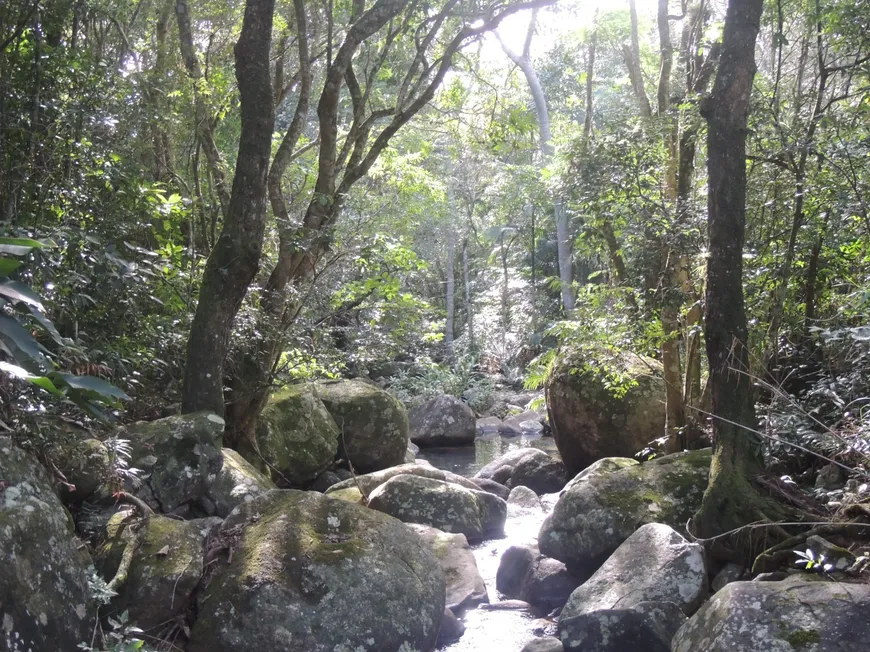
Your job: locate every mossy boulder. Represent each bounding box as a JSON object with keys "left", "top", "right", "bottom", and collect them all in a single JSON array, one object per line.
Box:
[
  {"left": 367, "top": 475, "right": 507, "bottom": 542},
  {"left": 409, "top": 394, "right": 476, "bottom": 447},
  {"left": 545, "top": 350, "right": 665, "bottom": 473},
  {"left": 55, "top": 437, "right": 112, "bottom": 502},
  {"left": 672, "top": 575, "right": 870, "bottom": 652},
  {"left": 0, "top": 438, "right": 94, "bottom": 651},
  {"left": 254, "top": 384, "right": 339, "bottom": 484},
  {"left": 325, "top": 462, "right": 481, "bottom": 497},
  {"left": 205, "top": 448, "right": 276, "bottom": 517},
  {"left": 475, "top": 448, "right": 567, "bottom": 494},
  {"left": 187, "top": 489, "right": 445, "bottom": 652},
  {"left": 98, "top": 514, "right": 219, "bottom": 632},
  {"left": 539, "top": 449, "right": 711, "bottom": 573},
  {"left": 121, "top": 411, "right": 224, "bottom": 512},
  {"left": 314, "top": 379, "right": 409, "bottom": 473}
]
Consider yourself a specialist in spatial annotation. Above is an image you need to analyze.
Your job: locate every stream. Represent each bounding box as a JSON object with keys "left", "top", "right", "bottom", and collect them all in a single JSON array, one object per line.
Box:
[{"left": 417, "top": 433, "right": 560, "bottom": 652}]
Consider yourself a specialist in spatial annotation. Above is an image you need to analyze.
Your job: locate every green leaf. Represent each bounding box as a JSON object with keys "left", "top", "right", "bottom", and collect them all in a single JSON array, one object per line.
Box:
[
  {"left": 25, "top": 304, "right": 65, "bottom": 345},
  {"left": 0, "top": 314, "right": 46, "bottom": 366},
  {"left": 0, "top": 258, "right": 21, "bottom": 275},
  {"left": 0, "top": 236, "right": 45, "bottom": 256},
  {"left": 52, "top": 372, "right": 130, "bottom": 401},
  {"left": 0, "top": 361, "right": 62, "bottom": 395},
  {"left": 0, "top": 279, "right": 44, "bottom": 309}
]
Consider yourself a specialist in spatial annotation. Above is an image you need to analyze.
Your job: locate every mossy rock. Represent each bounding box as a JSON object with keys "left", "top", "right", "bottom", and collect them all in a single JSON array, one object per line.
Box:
[
  {"left": 325, "top": 462, "right": 481, "bottom": 497},
  {"left": 0, "top": 438, "right": 94, "bottom": 651},
  {"left": 315, "top": 379, "right": 409, "bottom": 473},
  {"left": 539, "top": 449, "right": 711, "bottom": 573},
  {"left": 206, "top": 448, "right": 276, "bottom": 517},
  {"left": 54, "top": 437, "right": 112, "bottom": 503},
  {"left": 545, "top": 348, "right": 665, "bottom": 473},
  {"left": 187, "top": 489, "right": 445, "bottom": 652},
  {"left": 254, "top": 384, "right": 339, "bottom": 484}
]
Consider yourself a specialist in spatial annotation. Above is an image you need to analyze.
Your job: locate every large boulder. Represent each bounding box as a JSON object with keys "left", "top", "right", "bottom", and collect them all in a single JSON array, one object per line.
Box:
[
  {"left": 368, "top": 475, "right": 507, "bottom": 542},
  {"left": 409, "top": 394, "right": 476, "bottom": 447},
  {"left": 315, "top": 379, "right": 409, "bottom": 473},
  {"left": 206, "top": 448, "right": 276, "bottom": 517},
  {"left": 408, "top": 524, "right": 488, "bottom": 614},
  {"left": 672, "top": 575, "right": 870, "bottom": 652},
  {"left": 559, "top": 600, "right": 687, "bottom": 652},
  {"left": 539, "top": 449, "right": 710, "bottom": 572},
  {"left": 253, "top": 384, "right": 340, "bottom": 484},
  {"left": 188, "top": 490, "right": 445, "bottom": 652},
  {"left": 497, "top": 544, "right": 585, "bottom": 613},
  {"left": 545, "top": 350, "right": 665, "bottom": 473},
  {"left": 325, "top": 462, "right": 481, "bottom": 496},
  {"left": 0, "top": 439, "right": 94, "bottom": 650},
  {"left": 122, "top": 411, "right": 225, "bottom": 512},
  {"left": 97, "top": 514, "right": 219, "bottom": 631},
  {"left": 475, "top": 448, "right": 567, "bottom": 494}
]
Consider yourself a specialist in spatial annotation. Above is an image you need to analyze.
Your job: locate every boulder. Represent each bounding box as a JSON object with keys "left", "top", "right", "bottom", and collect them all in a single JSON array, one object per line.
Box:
[
  {"left": 539, "top": 449, "right": 710, "bottom": 572},
  {"left": 368, "top": 475, "right": 507, "bottom": 542},
  {"left": 510, "top": 453, "right": 569, "bottom": 494},
  {"left": 98, "top": 515, "right": 219, "bottom": 631},
  {"left": 311, "top": 469, "right": 342, "bottom": 493},
  {"left": 545, "top": 349, "right": 665, "bottom": 473},
  {"left": 0, "top": 439, "right": 94, "bottom": 650},
  {"left": 476, "top": 416, "right": 503, "bottom": 436},
  {"left": 470, "top": 477, "right": 511, "bottom": 500},
  {"left": 497, "top": 544, "right": 538, "bottom": 597},
  {"left": 559, "top": 600, "right": 686, "bottom": 652},
  {"left": 188, "top": 490, "right": 445, "bottom": 652},
  {"left": 508, "top": 485, "right": 542, "bottom": 511},
  {"left": 122, "top": 411, "right": 225, "bottom": 512},
  {"left": 672, "top": 575, "right": 870, "bottom": 652},
  {"left": 55, "top": 437, "right": 111, "bottom": 502},
  {"left": 500, "top": 417, "right": 524, "bottom": 436},
  {"left": 206, "top": 448, "right": 275, "bottom": 517},
  {"left": 522, "top": 637, "right": 564, "bottom": 652},
  {"left": 711, "top": 563, "right": 745, "bottom": 592},
  {"left": 325, "top": 462, "right": 480, "bottom": 496},
  {"left": 560, "top": 457, "right": 638, "bottom": 494},
  {"left": 253, "top": 384, "right": 340, "bottom": 484},
  {"left": 314, "top": 379, "right": 409, "bottom": 473},
  {"left": 409, "top": 394, "right": 476, "bottom": 447},
  {"left": 437, "top": 608, "right": 466, "bottom": 646},
  {"left": 407, "top": 524, "right": 488, "bottom": 614},
  {"left": 497, "top": 545, "right": 585, "bottom": 613}
]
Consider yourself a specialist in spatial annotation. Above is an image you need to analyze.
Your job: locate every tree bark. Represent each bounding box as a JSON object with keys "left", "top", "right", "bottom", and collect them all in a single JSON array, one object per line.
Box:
[
  {"left": 693, "top": 0, "right": 784, "bottom": 546},
  {"left": 463, "top": 238, "right": 474, "bottom": 351},
  {"left": 623, "top": 0, "right": 653, "bottom": 118},
  {"left": 181, "top": 0, "right": 276, "bottom": 416},
  {"left": 445, "top": 209, "right": 456, "bottom": 361}
]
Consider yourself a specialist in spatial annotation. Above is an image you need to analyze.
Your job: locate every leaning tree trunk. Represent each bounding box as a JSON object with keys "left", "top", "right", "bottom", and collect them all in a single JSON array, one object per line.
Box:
[
  {"left": 181, "top": 0, "right": 276, "bottom": 416},
  {"left": 693, "top": 0, "right": 786, "bottom": 549}
]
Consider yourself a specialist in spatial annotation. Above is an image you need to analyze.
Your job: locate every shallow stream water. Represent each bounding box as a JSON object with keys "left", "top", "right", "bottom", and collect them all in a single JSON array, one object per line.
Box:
[{"left": 417, "top": 433, "right": 559, "bottom": 652}]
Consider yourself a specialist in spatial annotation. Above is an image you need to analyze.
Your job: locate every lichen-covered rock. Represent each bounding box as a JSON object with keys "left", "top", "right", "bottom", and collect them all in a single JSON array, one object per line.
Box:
[
  {"left": 561, "top": 457, "right": 638, "bottom": 493},
  {"left": 545, "top": 350, "right": 665, "bottom": 473},
  {"left": 325, "top": 462, "right": 481, "bottom": 496},
  {"left": 409, "top": 394, "right": 476, "bottom": 447},
  {"left": 508, "top": 485, "right": 542, "bottom": 511},
  {"left": 368, "top": 475, "right": 507, "bottom": 541},
  {"left": 206, "top": 448, "right": 275, "bottom": 517},
  {"left": 187, "top": 489, "right": 445, "bottom": 652},
  {"left": 510, "top": 453, "right": 569, "bottom": 495},
  {"left": 408, "top": 524, "right": 488, "bottom": 614},
  {"left": 98, "top": 515, "right": 218, "bottom": 631},
  {"left": 470, "top": 477, "right": 511, "bottom": 500},
  {"left": 539, "top": 449, "right": 710, "bottom": 572},
  {"left": 497, "top": 544, "right": 585, "bottom": 613},
  {"left": 55, "top": 437, "right": 111, "bottom": 502},
  {"left": 122, "top": 411, "right": 224, "bottom": 512},
  {"left": 559, "top": 600, "right": 686, "bottom": 652},
  {"left": 254, "top": 384, "right": 339, "bottom": 484},
  {"left": 672, "top": 575, "right": 870, "bottom": 652},
  {"left": 315, "top": 379, "right": 409, "bottom": 473},
  {"left": 522, "top": 637, "right": 564, "bottom": 652},
  {"left": 0, "top": 438, "right": 94, "bottom": 651}
]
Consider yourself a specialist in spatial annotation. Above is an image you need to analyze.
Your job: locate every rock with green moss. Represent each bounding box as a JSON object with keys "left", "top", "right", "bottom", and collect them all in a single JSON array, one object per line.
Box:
[
  {"left": 672, "top": 575, "right": 870, "bottom": 651},
  {"left": 121, "top": 411, "right": 224, "bottom": 512},
  {"left": 407, "top": 524, "right": 488, "bottom": 614},
  {"left": 561, "top": 457, "right": 638, "bottom": 493},
  {"left": 539, "top": 449, "right": 711, "bottom": 572},
  {"left": 187, "top": 489, "right": 445, "bottom": 652},
  {"left": 325, "top": 462, "right": 481, "bottom": 497},
  {"left": 368, "top": 475, "right": 507, "bottom": 542},
  {"left": 206, "top": 448, "right": 276, "bottom": 516},
  {"left": 409, "top": 394, "right": 476, "bottom": 447},
  {"left": 55, "top": 437, "right": 112, "bottom": 502},
  {"left": 545, "top": 350, "right": 665, "bottom": 473},
  {"left": 314, "top": 379, "right": 409, "bottom": 473},
  {"left": 99, "top": 515, "right": 219, "bottom": 632},
  {"left": 0, "top": 438, "right": 94, "bottom": 651},
  {"left": 254, "top": 384, "right": 340, "bottom": 484}
]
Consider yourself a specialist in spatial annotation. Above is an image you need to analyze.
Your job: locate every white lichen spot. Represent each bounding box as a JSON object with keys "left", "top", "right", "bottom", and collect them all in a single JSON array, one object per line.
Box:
[
  {"left": 75, "top": 604, "right": 87, "bottom": 619},
  {"left": 2, "top": 613, "right": 13, "bottom": 633}
]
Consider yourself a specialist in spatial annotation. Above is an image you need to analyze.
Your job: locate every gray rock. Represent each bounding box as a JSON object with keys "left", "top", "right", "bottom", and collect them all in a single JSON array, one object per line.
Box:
[
  {"left": 522, "top": 637, "right": 564, "bottom": 652},
  {"left": 561, "top": 457, "right": 638, "bottom": 494},
  {"left": 476, "top": 416, "right": 503, "bottom": 435},
  {"left": 672, "top": 575, "right": 870, "bottom": 652},
  {"left": 559, "top": 600, "right": 686, "bottom": 652},
  {"left": 814, "top": 462, "right": 843, "bottom": 490},
  {"left": 469, "top": 477, "right": 511, "bottom": 500},
  {"left": 410, "top": 394, "right": 476, "bottom": 447},
  {"left": 408, "top": 524, "right": 488, "bottom": 614},
  {"left": 497, "top": 545, "right": 584, "bottom": 612},
  {"left": 752, "top": 571, "right": 789, "bottom": 582},
  {"left": 539, "top": 449, "right": 710, "bottom": 572},
  {"left": 510, "top": 453, "right": 569, "bottom": 495},
  {"left": 368, "top": 475, "right": 506, "bottom": 542},
  {"left": 712, "top": 563, "right": 745, "bottom": 592},
  {"left": 509, "top": 485, "right": 543, "bottom": 511},
  {"left": 122, "top": 411, "right": 225, "bottom": 512},
  {"left": 0, "top": 439, "right": 94, "bottom": 651},
  {"left": 475, "top": 448, "right": 558, "bottom": 490},
  {"left": 437, "top": 608, "right": 465, "bottom": 646},
  {"left": 545, "top": 350, "right": 665, "bottom": 473},
  {"left": 803, "top": 534, "right": 856, "bottom": 571},
  {"left": 311, "top": 470, "right": 342, "bottom": 493},
  {"left": 188, "top": 489, "right": 444, "bottom": 652},
  {"left": 315, "top": 379, "right": 410, "bottom": 473},
  {"left": 325, "top": 462, "right": 481, "bottom": 496},
  {"left": 254, "top": 384, "right": 339, "bottom": 484},
  {"left": 404, "top": 445, "right": 416, "bottom": 463},
  {"left": 207, "top": 448, "right": 276, "bottom": 517},
  {"left": 500, "top": 416, "right": 524, "bottom": 436},
  {"left": 497, "top": 545, "right": 538, "bottom": 597},
  {"left": 54, "top": 437, "right": 111, "bottom": 502}
]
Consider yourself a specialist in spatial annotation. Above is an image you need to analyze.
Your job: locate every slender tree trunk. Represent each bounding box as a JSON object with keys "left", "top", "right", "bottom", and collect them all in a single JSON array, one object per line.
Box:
[
  {"left": 445, "top": 222, "right": 456, "bottom": 361},
  {"left": 463, "top": 238, "right": 474, "bottom": 351},
  {"left": 582, "top": 19, "right": 596, "bottom": 142},
  {"left": 803, "top": 231, "right": 824, "bottom": 335},
  {"left": 623, "top": 0, "right": 653, "bottom": 117},
  {"left": 181, "top": 0, "right": 276, "bottom": 416},
  {"left": 694, "top": 0, "right": 785, "bottom": 546}
]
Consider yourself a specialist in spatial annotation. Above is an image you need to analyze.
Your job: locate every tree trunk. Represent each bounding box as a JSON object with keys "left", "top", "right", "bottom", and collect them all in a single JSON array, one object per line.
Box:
[
  {"left": 181, "top": 0, "right": 276, "bottom": 416},
  {"left": 445, "top": 222, "right": 456, "bottom": 361},
  {"left": 694, "top": 0, "right": 785, "bottom": 547},
  {"left": 623, "top": 0, "right": 652, "bottom": 117},
  {"left": 463, "top": 238, "right": 474, "bottom": 351}
]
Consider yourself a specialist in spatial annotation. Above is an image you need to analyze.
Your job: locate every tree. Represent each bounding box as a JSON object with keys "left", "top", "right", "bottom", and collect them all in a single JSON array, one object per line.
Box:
[{"left": 692, "top": 0, "right": 785, "bottom": 545}]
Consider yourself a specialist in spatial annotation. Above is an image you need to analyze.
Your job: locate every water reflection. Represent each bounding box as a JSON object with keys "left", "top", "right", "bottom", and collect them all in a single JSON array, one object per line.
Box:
[{"left": 417, "top": 433, "right": 560, "bottom": 477}]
